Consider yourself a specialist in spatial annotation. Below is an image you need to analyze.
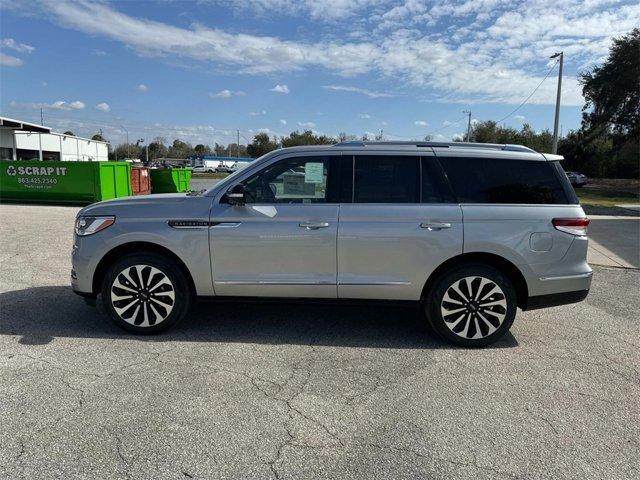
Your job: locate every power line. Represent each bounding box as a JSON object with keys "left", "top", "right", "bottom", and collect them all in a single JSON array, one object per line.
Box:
[
  {"left": 495, "top": 59, "right": 559, "bottom": 124},
  {"left": 425, "top": 114, "right": 468, "bottom": 137}
]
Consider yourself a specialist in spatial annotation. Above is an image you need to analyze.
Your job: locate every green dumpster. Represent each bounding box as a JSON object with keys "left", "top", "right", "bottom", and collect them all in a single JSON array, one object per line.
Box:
[
  {"left": 0, "top": 160, "right": 132, "bottom": 204},
  {"left": 150, "top": 168, "right": 192, "bottom": 193}
]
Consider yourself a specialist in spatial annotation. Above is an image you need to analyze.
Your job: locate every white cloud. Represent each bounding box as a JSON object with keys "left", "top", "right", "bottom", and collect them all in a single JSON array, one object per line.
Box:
[
  {"left": 298, "top": 121, "right": 316, "bottom": 128},
  {"left": 513, "top": 114, "right": 526, "bottom": 123},
  {"left": 209, "top": 89, "right": 246, "bottom": 98},
  {"left": 1, "top": 38, "right": 35, "bottom": 54},
  {"left": 92, "top": 49, "right": 107, "bottom": 56},
  {"left": 31, "top": 0, "right": 640, "bottom": 106},
  {"left": 322, "top": 85, "right": 394, "bottom": 98},
  {"left": 212, "top": 89, "right": 232, "bottom": 98},
  {"left": 414, "top": 120, "right": 428, "bottom": 127},
  {"left": 219, "top": 0, "right": 383, "bottom": 21},
  {"left": 279, "top": 119, "right": 287, "bottom": 125},
  {"left": 95, "top": 102, "right": 110, "bottom": 112},
  {"left": 249, "top": 110, "right": 267, "bottom": 116},
  {"left": 270, "top": 84, "right": 290, "bottom": 94},
  {"left": 135, "top": 84, "right": 148, "bottom": 92},
  {"left": 358, "top": 113, "right": 371, "bottom": 119},
  {"left": 0, "top": 52, "right": 23, "bottom": 67},
  {"left": 10, "top": 100, "right": 86, "bottom": 110}
]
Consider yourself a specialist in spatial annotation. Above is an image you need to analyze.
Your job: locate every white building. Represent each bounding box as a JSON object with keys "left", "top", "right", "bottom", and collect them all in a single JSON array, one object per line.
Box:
[{"left": 0, "top": 116, "right": 109, "bottom": 162}]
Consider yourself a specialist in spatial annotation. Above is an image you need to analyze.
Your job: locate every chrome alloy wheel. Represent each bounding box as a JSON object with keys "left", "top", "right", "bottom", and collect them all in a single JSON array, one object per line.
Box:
[
  {"left": 440, "top": 276, "right": 507, "bottom": 339},
  {"left": 110, "top": 265, "right": 175, "bottom": 327}
]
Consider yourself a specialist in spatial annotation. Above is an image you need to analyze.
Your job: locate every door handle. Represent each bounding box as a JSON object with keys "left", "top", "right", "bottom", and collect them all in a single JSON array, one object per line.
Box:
[
  {"left": 420, "top": 222, "right": 451, "bottom": 231},
  {"left": 299, "top": 222, "right": 329, "bottom": 230}
]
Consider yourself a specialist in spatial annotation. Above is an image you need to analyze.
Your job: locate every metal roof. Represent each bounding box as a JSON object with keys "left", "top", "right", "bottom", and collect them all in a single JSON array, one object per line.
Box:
[{"left": 0, "top": 116, "right": 51, "bottom": 133}]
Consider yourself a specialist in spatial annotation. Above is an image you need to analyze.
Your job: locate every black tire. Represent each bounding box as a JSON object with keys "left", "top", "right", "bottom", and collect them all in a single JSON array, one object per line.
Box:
[
  {"left": 101, "top": 253, "right": 192, "bottom": 334},
  {"left": 425, "top": 264, "right": 517, "bottom": 347}
]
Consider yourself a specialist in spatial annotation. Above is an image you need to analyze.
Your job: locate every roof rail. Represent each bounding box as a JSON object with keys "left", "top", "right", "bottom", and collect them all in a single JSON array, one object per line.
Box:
[{"left": 332, "top": 140, "right": 535, "bottom": 153}]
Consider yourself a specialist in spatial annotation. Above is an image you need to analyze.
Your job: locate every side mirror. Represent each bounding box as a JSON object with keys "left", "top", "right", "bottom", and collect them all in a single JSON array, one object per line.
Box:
[{"left": 226, "top": 184, "right": 246, "bottom": 206}]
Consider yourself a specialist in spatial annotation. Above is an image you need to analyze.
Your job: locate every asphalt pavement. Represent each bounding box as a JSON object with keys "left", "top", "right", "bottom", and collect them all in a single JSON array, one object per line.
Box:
[
  {"left": 0, "top": 203, "right": 638, "bottom": 480},
  {"left": 588, "top": 217, "right": 640, "bottom": 267}
]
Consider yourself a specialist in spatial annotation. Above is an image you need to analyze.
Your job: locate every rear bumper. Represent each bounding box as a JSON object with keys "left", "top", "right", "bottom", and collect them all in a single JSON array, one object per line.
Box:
[{"left": 523, "top": 289, "right": 589, "bottom": 311}]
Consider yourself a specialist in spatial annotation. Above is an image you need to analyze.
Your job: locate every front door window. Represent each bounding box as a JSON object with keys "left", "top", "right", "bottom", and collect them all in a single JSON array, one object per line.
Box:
[{"left": 242, "top": 156, "right": 331, "bottom": 204}]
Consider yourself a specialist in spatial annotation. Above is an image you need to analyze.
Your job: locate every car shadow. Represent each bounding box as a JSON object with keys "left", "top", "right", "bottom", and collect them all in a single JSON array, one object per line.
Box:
[{"left": 0, "top": 286, "right": 518, "bottom": 349}]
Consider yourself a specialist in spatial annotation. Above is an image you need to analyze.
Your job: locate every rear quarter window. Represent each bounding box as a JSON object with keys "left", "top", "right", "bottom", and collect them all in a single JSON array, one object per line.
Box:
[{"left": 438, "top": 157, "right": 577, "bottom": 204}]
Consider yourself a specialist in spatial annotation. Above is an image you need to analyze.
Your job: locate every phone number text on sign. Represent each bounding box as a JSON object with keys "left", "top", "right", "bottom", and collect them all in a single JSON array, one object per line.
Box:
[{"left": 17, "top": 177, "right": 58, "bottom": 185}]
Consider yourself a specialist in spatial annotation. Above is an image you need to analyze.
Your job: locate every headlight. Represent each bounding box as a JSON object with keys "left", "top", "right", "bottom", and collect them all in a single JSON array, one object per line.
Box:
[{"left": 75, "top": 216, "right": 115, "bottom": 236}]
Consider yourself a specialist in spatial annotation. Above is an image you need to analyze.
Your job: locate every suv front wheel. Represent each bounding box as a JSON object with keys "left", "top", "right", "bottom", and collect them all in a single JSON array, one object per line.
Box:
[
  {"left": 101, "top": 253, "right": 192, "bottom": 334},
  {"left": 426, "top": 264, "right": 517, "bottom": 347}
]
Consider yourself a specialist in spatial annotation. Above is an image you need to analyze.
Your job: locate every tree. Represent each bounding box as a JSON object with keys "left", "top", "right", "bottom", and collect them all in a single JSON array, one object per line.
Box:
[
  {"left": 459, "top": 120, "right": 553, "bottom": 152},
  {"left": 580, "top": 28, "right": 639, "bottom": 139},
  {"left": 91, "top": 133, "right": 106, "bottom": 142},
  {"left": 110, "top": 143, "right": 142, "bottom": 161},
  {"left": 281, "top": 130, "right": 335, "bottom": 147},
  {"left": 337, "top": 132, "right": 356, "bottom": 142},
  {"left": 63, "top": 131, "right": 75, "bottom": 136},
  {"left": 194, "top": 144, "right": 210, "bottom": 156},
  {"left": 575, "top": 28, "right": 640, "bottom": 178},
  {"left": 167, "top": 139, "right": 193, "bottom": 159},
  {"left": 247, "top": 133, "right": 278, "bottom": 158},
  {"left": 147, "top": 138, "right": 167, "bottom": 161},
  {"left": 214, "top": 143, "right": 227, "bottom": 157}
]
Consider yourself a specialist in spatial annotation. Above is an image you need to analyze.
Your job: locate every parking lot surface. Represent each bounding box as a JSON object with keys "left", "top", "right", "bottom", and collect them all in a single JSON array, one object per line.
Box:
[{"left": 1, "top": 203, "right": 638, "bottom": 480}]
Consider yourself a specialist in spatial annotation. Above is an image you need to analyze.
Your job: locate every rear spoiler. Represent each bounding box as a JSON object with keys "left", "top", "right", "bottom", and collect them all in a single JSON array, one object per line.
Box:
[{"left": 541, "top": 153, "right": 564, "bottom": 161}]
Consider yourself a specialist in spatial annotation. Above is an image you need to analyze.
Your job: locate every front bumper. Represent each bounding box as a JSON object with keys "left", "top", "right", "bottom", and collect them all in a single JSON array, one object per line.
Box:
[{"left": 71, "top": 233, "right": 105, "bottom": 296}]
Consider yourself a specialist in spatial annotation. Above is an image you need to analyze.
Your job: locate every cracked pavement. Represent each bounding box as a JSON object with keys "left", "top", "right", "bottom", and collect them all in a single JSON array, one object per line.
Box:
[{"left": 1, "top": 203, "right": 638, "bottom": 479}]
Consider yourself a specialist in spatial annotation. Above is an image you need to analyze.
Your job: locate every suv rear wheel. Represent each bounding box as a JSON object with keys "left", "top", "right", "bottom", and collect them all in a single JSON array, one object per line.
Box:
[
  {"left": 426, "top": 264, "right": 516, "bottom": 347},
  {"left": 101, "top": 253, "right": 192, "bottom": 334}
]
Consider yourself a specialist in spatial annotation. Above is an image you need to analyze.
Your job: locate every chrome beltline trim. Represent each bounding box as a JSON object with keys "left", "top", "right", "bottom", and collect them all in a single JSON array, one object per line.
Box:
[{"left": 539, "top": 272, "right": 593, "bottom": 281}]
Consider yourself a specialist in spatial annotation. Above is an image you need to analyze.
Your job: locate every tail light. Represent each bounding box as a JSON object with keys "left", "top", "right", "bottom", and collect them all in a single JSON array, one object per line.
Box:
[{"left": 553, "top": 218, "right": 589, "bottom": 236}]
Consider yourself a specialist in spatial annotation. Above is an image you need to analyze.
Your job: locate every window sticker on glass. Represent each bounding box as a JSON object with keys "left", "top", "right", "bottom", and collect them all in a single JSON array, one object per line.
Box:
[
  {"left": 304, "top": 162, "right": 324, "bottom": 184},
  {"left": 283, "top": 174, "right": 305, "bottom": 194}
]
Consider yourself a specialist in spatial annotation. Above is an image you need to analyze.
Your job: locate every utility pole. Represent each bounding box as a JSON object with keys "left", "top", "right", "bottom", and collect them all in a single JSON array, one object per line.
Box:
[
  {"left": 237, "top": 129, "right": 240, "bottom": 158},
  {"left": 40, "top": 108, "right": 44, "bottom": 126},
  {"left": 551, "top": 51, "right": 563, "bottom": 154},
  {"left": 463, "top": 110, "right": 472, "bottom": 142},
  {"left": 121, "top": 125, "right": 129, "bottom": 159}
]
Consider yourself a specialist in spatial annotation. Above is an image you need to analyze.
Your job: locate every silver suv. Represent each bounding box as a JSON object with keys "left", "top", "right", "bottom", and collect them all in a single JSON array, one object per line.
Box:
[{"left": 72, "top": 141, "right": 592, "bottom": 347}]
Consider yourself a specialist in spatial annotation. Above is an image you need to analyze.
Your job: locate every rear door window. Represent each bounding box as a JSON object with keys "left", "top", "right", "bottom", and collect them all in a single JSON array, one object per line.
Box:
[
  {"left": 354, "top": 156, "right": 419, "bottom": 203},
  {"left": 438, "top": 157, "right": 575, "bottom": 204}
]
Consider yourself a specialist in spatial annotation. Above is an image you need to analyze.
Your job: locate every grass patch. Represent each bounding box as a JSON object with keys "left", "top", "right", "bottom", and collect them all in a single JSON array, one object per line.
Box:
[{"left": 577, "top": 187, "right": 639, "bottom": 207}]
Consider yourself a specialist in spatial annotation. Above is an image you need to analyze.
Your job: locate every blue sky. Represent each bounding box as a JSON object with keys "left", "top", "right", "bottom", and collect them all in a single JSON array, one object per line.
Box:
[{"left": 1, "top": 0, "right": 638, "bottom": 146}]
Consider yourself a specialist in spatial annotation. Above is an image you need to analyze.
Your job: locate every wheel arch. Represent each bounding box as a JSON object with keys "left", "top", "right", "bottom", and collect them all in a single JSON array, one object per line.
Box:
[
  {"left": 92, "top": 241, "right": 196, "bottom": 297},
  {"left": 421, "top": 252, "right": 529, "bottom": 309}
]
